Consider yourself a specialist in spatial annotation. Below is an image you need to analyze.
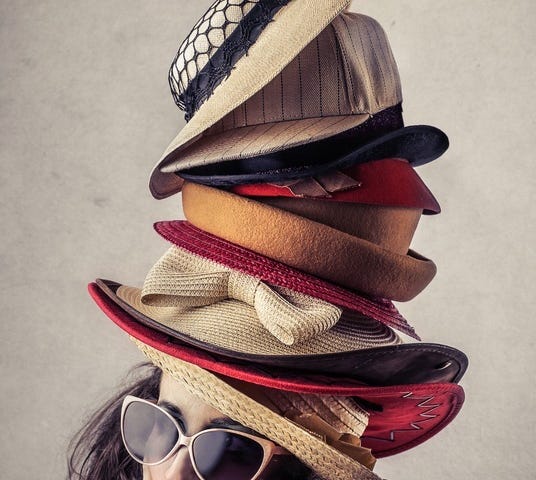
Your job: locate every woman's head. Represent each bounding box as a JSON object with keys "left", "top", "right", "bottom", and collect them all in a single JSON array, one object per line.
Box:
[
  {"left": 131, "top": 372, "right": 308, "bottom": 480},
  {"left": 68, "top": 364, "right": 311, "bottom": 480}
]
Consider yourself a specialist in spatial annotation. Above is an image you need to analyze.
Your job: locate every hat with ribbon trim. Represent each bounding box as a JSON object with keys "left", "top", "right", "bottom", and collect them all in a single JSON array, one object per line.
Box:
[{"left": 150, "top": 5, "right": 448, "bottom": 198}]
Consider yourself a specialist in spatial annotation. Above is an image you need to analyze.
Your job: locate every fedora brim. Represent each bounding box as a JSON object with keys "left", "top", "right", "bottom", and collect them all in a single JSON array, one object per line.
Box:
[
  {"left": 88, "top": 281, "right": 465, "bottom": 460},
  {"left": 94, "top": 279, "right": 467, "bottom": 385},
  {"left": 153, "top": 220, "right": 421, "bottom": 339},
  {"left": 176, "top": 124, "right": 449, "bottom": 187}
]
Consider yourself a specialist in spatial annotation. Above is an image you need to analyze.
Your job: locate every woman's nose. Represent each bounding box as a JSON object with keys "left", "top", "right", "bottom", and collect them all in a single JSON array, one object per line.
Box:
[
  {"left": 146, "top": 447, "right": 198, "bottom": 480},
  {"left": 164, "top": 447, "right": 198, "bottom": 480}
]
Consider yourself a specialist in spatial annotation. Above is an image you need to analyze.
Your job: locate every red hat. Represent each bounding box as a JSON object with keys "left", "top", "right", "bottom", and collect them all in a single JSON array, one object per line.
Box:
[
  {"left": 89, "top": 281, "right": 464, "bottom": 459},
  {"left": 231, "top": 158, "right": 441, "bottom": 215}
]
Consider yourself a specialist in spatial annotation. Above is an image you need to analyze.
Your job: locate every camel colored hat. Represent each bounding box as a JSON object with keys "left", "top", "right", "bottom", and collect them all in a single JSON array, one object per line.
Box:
[
  {"left": 150, "top": 7, "right": 448, "bottom": 198},
  {"left": 153, "top": 220, "right": 419, "bottom": 338},
  {"left": 88, "top": 283, "right": 465, "bottom": 466},
  {"left": 231, "top": 158, "right": 442, "bottom": 215},
  {"left": 182, "top": 182, "right": 437, "bottom": 301}
]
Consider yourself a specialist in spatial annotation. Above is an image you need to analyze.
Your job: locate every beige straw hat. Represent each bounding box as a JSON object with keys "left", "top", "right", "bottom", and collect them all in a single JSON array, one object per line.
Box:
[
  {"left": 114, "top": 244, "right": 401, "bottom": 355},
  {"left": 136, "top": 340, "right": 382, "bottom": 480},
  {"left": 150, "top": 1, "right": 393, "bottom": 198}
]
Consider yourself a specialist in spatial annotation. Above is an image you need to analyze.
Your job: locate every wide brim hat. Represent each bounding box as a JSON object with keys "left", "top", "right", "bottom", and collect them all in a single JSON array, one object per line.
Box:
[
  {"left": 88, "top": 281, "right": 465, "bottom": 467},
  {"left": 150, "top": 6, "right": 448, "bottom": 198},
  {"left": 153, "top": 220, "right": 420, "bottom": 339},
  {"left": 92, "top": 279, "right": 468, "bottom": 386}
]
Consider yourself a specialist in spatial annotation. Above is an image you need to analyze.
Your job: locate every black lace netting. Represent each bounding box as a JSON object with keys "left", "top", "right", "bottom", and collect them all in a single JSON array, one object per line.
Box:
[{"left": 168, "top": 0, "right": 291, "bottom": 122}]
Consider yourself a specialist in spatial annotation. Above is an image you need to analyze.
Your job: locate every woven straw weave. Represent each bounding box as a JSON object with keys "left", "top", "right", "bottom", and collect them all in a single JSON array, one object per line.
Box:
[
  {"left": 117, "top": 246, "right": 400, "bottom": 355},
  {"left": 134, "top": 340, "right": 381, "bottom": 480}
]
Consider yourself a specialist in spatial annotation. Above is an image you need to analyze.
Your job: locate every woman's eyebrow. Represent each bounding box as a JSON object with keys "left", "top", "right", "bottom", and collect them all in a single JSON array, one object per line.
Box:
[
  {"left": 206, "top": 417, "right": 258, "bottom": 435},
  {"left": 158, "top": 401, "right": 185, "bottom": 427}
]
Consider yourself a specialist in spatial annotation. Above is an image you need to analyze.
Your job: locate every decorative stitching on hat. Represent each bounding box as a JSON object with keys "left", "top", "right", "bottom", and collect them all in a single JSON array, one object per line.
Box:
[
  {"left": 316, "top": 36, "right": 323, "bottom": 116},
  {"left": 362, "top": 393, "right": 441, "bottom": 443},
  {"left": 297, "top": 53, "right": 304, "bottom": 118}
]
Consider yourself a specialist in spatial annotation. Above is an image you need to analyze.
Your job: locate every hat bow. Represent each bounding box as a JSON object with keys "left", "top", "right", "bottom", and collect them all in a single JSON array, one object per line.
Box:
[{"left": 141, "top": 248, "right": 342, "bottom": 346}]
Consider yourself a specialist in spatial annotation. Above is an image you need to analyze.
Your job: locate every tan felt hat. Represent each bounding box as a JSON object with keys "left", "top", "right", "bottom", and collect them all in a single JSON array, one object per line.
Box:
[
  {"left": 255, "top": 198, "right": 422, "bottom": 256},
  {"left": 182, "top": 182, "right": 436, "bottom": 301},
  {"left": 150, "top": 5, "right": 402, "bottom": 198}
]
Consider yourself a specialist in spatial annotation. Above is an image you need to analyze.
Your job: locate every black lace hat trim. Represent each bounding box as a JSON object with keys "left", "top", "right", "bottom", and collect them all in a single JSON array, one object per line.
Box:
[{"left": 169, "top": 0, "right": 291, "bottom": 122}]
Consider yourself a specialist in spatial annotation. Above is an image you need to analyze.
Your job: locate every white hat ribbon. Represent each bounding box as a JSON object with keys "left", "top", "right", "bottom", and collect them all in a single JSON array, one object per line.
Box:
[{"left": 141, "top": 247, "right": 342, "bottom": 346}]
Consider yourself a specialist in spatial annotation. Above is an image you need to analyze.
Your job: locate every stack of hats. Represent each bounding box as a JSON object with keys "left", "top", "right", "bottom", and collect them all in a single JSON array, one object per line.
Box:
[{"left": 89, "top": 1, "right": 467, "bottom": 479}]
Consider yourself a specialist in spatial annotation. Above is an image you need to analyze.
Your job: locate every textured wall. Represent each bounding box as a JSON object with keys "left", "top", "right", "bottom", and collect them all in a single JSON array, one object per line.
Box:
[{"left": 1, "top": 1, "right": 534, "bottom": 478}]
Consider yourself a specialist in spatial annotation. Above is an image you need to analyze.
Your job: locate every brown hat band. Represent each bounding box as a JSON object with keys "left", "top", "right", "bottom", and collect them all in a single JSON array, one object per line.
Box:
[{"left": 182, "top": 182, "right": 436, "bottom": 301}]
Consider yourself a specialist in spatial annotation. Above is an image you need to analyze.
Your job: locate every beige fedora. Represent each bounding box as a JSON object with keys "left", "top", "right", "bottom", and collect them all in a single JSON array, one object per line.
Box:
[{"left": 149, "top": 2, "right": 407, "bottom": 198}]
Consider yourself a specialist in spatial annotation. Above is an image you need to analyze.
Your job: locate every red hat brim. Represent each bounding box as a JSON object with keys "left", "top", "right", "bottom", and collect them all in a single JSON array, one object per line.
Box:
[{"left": 89, "top": 282, "right": 464, "bottom": 458}]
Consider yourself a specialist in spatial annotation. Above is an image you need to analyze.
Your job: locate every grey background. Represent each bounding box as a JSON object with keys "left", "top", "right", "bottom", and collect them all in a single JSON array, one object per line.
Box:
[{"left": 1, "top": 0, "right": 535, "bottom": 478}]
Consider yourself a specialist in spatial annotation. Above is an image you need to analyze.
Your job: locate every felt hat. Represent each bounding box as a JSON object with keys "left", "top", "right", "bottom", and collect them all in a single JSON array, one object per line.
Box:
[
  {"left": 88, "top": 282, "right": 465, "bottom": 472},
  {"left": 150, "top": 7, "right": 448, "bottom": 198},
  {"left": 230, "top": 158, "right": 442, "bottom": 215},
  {"left": 181, "top": 182, "right": 437, "bottom": 301}
]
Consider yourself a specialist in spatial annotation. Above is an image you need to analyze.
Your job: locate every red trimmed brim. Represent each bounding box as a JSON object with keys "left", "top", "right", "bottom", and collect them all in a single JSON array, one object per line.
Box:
[
  {"left": 155, "top": 221, "right": 420, "bottom": 340},
  {"left": 89, "top": 282, "right": 463, "bottom": 458}
]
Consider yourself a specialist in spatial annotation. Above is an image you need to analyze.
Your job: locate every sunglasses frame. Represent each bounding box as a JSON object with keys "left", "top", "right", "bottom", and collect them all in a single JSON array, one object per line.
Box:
[{"left": 120, "top": 395, "right": 289, "bottom": 480}]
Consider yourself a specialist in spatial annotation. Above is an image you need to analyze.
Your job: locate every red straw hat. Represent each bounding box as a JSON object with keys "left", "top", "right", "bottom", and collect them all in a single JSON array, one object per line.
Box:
[
  {"left": 154, "top": 220, "right": 420, "bottom": 339},
  {"left": 230, "top": 158, "right": 441, "bottom": 215}
]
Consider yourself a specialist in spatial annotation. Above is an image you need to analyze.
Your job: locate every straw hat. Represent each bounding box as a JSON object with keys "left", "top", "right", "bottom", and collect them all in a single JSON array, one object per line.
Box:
[
  {"left": 92, "top": 278, "right": 467, "bottom": 384},
  {"left": 150, "top": 5, "right": 448, "bottom": 198},
  {"left": 150, "top": 0, "right": 352, "bottom": 198},
  {"left": 88, "top": 283, "right": 466, "bottom": 467},
  {"left": 154, "top": 220, "right": 419, "bottom": 338}
]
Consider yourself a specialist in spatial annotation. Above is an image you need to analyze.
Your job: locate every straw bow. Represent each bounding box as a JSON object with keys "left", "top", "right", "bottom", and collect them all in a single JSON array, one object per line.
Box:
[{"left": 141, "top": 247, "right": 342, "bottom": 346}]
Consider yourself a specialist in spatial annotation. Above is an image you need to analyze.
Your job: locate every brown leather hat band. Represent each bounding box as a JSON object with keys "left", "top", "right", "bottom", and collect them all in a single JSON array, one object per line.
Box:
[{"left": 182, "top": 182, "right": 436, "bottom": 301}]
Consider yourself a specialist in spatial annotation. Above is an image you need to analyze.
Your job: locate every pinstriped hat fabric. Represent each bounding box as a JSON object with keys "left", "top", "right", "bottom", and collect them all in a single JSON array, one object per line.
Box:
[
  {"left": 150, "top": 0, "right": 352, "bottom": 198},
  {"left": 159, "top": 13, "right": 402, "bottom": 177}
]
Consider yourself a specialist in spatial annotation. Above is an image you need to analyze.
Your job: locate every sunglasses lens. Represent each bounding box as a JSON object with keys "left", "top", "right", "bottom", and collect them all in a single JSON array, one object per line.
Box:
[
  {"left": 192, "top": 430, "right": 265, "bottom": 480},
  {"left": 123, "top": 401, "right": 179, "bottom": 464}
]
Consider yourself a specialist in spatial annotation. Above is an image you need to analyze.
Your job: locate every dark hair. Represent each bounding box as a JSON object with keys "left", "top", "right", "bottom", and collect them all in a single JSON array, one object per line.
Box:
[
  {"left": 67, "top": 363, "right": 311, "bottom": 480},
  {"left": 67, "top": 363, "right": 161, "bottom": 480}
]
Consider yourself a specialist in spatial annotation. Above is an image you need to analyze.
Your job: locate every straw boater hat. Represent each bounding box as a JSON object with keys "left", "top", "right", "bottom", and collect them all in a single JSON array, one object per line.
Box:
[
  {"left": 153, "top": 220, "right": 422, "bottom": 339},
  {"left": 89, "top": 282, "right": 465, "bottom": 479},
  {"left": 150, "top": 3, "right": 448, "bottom": 198}
]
